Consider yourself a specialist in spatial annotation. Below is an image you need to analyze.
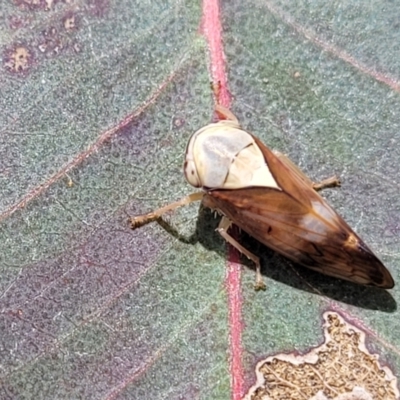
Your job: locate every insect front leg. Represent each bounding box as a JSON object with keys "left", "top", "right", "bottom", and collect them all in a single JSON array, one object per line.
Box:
[
  {"left": 214, "top": 104, "right": 240, "bottom": 125},
  {"left": 216, "top": 216, "right": 266, "bottom": 291},
  {"left": 273, "top": 150, "right": 341, "bottom": 192},
  {"left": 130, "top": 192, "right": 204, "bottom": 229}
]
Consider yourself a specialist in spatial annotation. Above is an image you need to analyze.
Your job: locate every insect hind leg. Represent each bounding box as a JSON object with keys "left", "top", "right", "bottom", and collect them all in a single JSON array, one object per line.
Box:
[{"left": 216, "top": 216, "right": 266, "bottom": 291}]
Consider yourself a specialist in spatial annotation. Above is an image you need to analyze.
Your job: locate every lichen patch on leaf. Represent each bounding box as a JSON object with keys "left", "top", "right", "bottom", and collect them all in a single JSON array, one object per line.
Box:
[{"left": 245, "top": 312, "right": 399, "bottom": 400}]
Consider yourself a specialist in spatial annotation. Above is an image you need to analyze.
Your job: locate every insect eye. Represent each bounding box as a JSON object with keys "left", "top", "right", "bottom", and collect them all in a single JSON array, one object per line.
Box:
[{"left": 184, "top": 159, "right": 201, "bottom": 188}]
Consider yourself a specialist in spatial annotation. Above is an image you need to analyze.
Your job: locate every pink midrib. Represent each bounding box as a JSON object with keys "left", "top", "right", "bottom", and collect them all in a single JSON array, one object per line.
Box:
[{"left": 201, "top": 1, "right": 245, "bottom": 399}]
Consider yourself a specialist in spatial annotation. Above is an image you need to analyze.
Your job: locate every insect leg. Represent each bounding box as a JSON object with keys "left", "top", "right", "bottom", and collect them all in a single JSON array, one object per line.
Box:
[
  {"left": 272, "top": 150, "right": 341, "bottom": 191},
  {"left": 214, "top": 105, "right": 240, "bottom": 125},
  {"left": 216, "top": 216, "right": 266, "bottom": 291},
  {"left": 130, "top": 192, "right": 204, "bottom": 229},
  {"left": 312, "top": 176, "right": 341, "bottom": 191}
]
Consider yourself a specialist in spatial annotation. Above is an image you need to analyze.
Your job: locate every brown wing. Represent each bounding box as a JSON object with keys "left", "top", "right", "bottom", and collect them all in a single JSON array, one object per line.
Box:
[{"left": 204, "top": 137, "right": 394, "bottom": 289}]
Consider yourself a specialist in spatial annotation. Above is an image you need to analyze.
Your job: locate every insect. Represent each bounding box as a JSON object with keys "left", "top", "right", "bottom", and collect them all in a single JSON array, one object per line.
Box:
[{"left": 131, "top": 105, "right": 394, "bottom": 290}]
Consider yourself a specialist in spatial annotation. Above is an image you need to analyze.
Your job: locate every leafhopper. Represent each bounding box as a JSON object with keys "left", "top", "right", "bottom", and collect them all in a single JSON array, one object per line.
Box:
[{"left": 131, "top": 106, "right": 394, "bottom": 290}]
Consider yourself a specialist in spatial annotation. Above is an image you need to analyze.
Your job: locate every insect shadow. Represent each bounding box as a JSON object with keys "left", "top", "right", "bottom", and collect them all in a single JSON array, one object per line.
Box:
[{"left": 156, "top": 203, "right": 396, "bottom": 313}]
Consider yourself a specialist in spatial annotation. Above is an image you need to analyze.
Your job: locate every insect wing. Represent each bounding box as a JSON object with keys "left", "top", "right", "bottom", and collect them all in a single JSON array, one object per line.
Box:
[{"left": 205, "top": 136, "right": 394, "bottom": 289}]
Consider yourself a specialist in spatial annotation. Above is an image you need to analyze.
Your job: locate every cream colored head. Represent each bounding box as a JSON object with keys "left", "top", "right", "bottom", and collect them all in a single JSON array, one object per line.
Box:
[{"left": 183, "top": 120, "right": 280, "bottom": 190}]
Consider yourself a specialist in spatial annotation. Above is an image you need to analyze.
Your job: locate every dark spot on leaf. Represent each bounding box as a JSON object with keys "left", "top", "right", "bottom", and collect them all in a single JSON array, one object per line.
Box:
[{"left": 173, "top": 117, "right": 185, "bottom": 129}]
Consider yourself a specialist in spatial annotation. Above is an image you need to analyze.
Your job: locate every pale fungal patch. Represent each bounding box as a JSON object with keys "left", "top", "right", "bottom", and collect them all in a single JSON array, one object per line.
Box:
[
  {"left": 45, "top": 0, "right": 54, "bottom": 10},
  {"left": 244, "top": 312, "right": 399, "bottom": 400},
  {"left": 184, "top": 121, "right": 280, "bottom": 190},
  {"left": 4, "top": 46, "right": 32, "bottom": 72},
  {"left": 64, "top": 15, "right": 76, "bottom": 31}
]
